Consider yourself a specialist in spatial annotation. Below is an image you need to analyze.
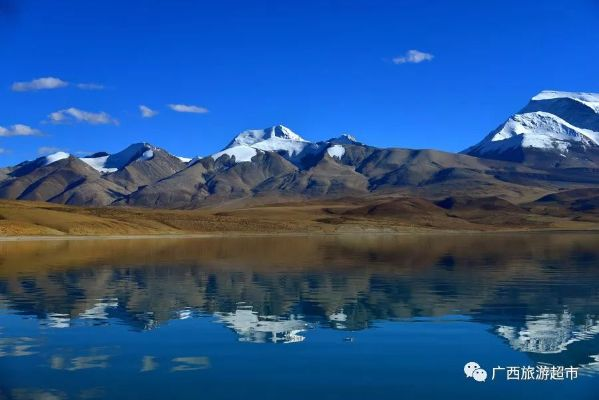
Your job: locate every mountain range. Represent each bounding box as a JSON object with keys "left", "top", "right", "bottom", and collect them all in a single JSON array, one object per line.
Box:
[{"left": 2, "top": 90, "right": 599, "bottom": 208}]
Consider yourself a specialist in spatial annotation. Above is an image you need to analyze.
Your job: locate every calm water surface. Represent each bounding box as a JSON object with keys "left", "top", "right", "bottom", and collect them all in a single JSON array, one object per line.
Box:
[{"left": 0, "top": 234, "right": 598, "bottom": 399}]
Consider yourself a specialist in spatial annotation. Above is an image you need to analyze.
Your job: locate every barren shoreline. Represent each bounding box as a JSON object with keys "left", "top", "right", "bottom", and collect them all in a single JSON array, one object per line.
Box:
[
  {"left": 1, "top": 197, "right": 598, "bottom": 241},
  {"left": 2, "top": 227, "right": 599, "bottom": 242}
]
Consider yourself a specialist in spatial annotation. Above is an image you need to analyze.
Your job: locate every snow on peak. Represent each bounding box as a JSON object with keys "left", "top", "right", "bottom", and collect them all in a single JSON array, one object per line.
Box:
[
  {"left": 471, "top": 111, "right": 599, "bottom": 155},
  {"left": 327, "top": 144, "right": 346, "bottom": 159},
  {"left": 532, "top": 90, "right": 599, "bottom": 113},
  {"left": 267, "top": 125, "right": 305, "bottom": 141},
  {"left": 80, "top": 143, "right": 158, "bottom": 173},
  {"left": 213, "top": 126, "right": 310, "bottom": 163},
  {"left": 141, "top": 149, "right": 154, "bottom": 160},
  {"left": 328, "top": 133, "right": 359, "bottom": 145},
  {"left": 43, "top": 152, "right": 70, "bottom": 165},
  {"left": 227, "top": 125, "right": 307, "bottom": 147},
  {"left": 339, "top": 133, "right": 357, "bottom": 142},
  {"left": 79, "top": 155, "right": 115, "bottom": 173},
  {"left": 211, "top": 146, "right": 259, "bottom": 163},
  {"left": 106, "top": 143, "right": 156, "bottom": 169},
  {"left": 467, "top": 90, "right": 599, "bottom": 158}
]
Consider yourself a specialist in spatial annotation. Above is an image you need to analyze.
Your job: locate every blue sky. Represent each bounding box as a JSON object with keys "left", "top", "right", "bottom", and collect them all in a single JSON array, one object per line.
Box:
[{"left": 0, "top": 0, "right": 598, "bottom": 165}]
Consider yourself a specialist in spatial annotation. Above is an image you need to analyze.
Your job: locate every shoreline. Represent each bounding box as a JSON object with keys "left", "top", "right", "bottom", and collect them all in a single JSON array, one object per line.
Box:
[
  {"left": 2, "top": 227, "right": 599, "bottom": 242},
  {"left": 1, "top": 199, "right": 598, "bottom": 241}
]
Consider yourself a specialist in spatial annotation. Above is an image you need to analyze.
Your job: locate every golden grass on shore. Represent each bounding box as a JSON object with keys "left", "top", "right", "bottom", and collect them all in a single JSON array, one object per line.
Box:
[{"left": 0, "top": 197, "right": 597, "bottom": 238}]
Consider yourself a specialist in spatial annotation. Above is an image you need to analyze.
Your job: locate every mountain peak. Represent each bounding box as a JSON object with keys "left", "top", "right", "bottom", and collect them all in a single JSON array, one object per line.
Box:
[
  {"left": 79, "top": 142, "right": 158, "bottom": 173},
  {"left": 227, "top": 125, "right": 307, "bottom": 148},
  {"left": 531, "top": 90, "right": 599, "bottom": 112},
  {"left": 328, "top": 133, "right": 359, "bottom": 145},
  {"left": 43, "top": 151, "right": 71, "bottom": 165},
  {"left": 266, "top": 125, "right": 305, "bottom": 141},
  {"left": 106, "top": 143, "right": 156, "bottom": 168},
  {"left": 214, "top": 126, "right": 311, "bottom": 163},
  {"left": 465, "top": 90, "right": 599, "bottom": 165}
]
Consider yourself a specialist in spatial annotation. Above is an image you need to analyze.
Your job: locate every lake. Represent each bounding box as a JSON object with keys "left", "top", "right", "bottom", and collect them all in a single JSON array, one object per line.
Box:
[{"left": 0, "top": 233, "right": 598, "bottom": 399}]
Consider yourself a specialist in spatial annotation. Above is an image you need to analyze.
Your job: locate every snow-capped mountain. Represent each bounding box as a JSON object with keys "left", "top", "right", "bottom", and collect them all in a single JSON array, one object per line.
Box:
[
  {"left": 4, "top": 93, "right": 599, "bottom": 209},
  {"left": 212, "top": 125, "right": 310, "bottom": 163},
  {"left": 465, "top": 90, "right": 599, "bottom": 166},
  {"left": 80, "top": 143, "right": 158, "bottom": 173},
  {"left": 42, "top": 151, "right": 71, "bottom": 165},
  {"left": 209, "top": 125, "right": 359, "bottom": 167},
  {"left": 0, "top": 142, "right": 186, "bottom": 205},
  {"left": 225, "top": 125, "right": 306, "bottom": 147},
  {"left": 18, "top": 143, "right": 171, "bottom": 175},
  {"left": 328, "top": 133, "right": 361, "bottom": 145}
]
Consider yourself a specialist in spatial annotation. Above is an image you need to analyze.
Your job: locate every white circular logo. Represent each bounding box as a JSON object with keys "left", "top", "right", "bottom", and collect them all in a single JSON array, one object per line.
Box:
[{"left": 464, "top": 361, "right": 487, "bottom": 383}]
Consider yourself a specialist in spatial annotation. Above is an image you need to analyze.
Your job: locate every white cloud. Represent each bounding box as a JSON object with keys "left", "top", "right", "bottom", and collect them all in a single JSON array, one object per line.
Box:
[
  {"left": 0, "top": 148, "right": 7, "bottom": 155},
  {"left": 11, "top": 77, "right": 68, "bottom": 92},
  {"left": 392, "top": 50, "right": 434, "bottom": 64},
  {"left": 139, "top": 105, "right": 158, "bottom": 118},
  {"left": 11, "top": 77, "right": 104, "bottom": 91},
  {"left": 37, "top": 146, "right": 64, "bottom": 155},
  {"left": 168, "top": 104, "right": 209, "bottom": 114},
  {"left": 0, "top": 124, "right": 42, "bottom": 136},
  {"left": 48, "top": 108, "right": 118, "bottom": 125}
]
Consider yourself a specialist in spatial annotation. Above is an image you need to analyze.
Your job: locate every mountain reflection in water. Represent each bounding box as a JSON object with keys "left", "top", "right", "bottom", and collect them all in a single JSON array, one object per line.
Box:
[{"left": 0, "top": 233, "right": 598, "bottom": 399}]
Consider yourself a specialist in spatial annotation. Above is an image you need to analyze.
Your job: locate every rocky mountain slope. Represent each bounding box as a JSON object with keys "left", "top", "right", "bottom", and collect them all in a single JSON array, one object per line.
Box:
[{"left": 2, "top": 91, "right": 599, "bottom": 208}]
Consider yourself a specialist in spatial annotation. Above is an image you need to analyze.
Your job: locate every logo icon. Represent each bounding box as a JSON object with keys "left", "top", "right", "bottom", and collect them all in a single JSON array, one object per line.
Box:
[{"left": 464, "top": 361, "right": 487, "bottom": 383}]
